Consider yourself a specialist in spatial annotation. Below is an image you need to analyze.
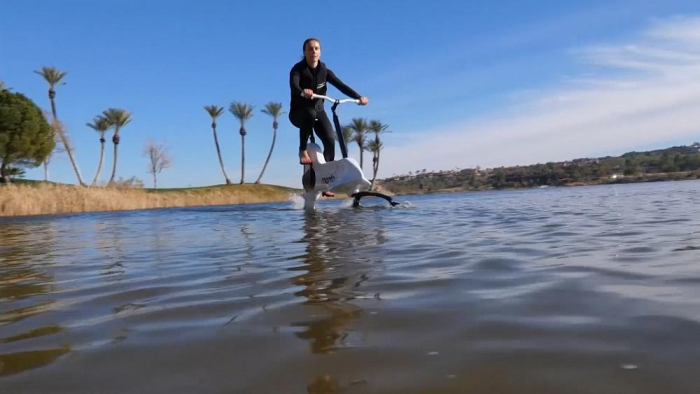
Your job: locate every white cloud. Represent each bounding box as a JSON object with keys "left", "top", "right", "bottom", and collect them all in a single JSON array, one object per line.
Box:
[
  {"left": 378, "top": 16, "right": 700, "bottom": 177},
  {"left": 647, "top": 16, "right": 700, "bottom": 44}
]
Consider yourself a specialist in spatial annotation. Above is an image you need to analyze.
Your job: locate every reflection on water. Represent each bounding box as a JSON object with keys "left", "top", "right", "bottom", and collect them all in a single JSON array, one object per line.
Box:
[
  {"left": 307, "top": 374, "right": 340, "bottom": 394},
  {"left": 292, "top": 210, "right": 385, "bottom": 355},
  {"left": 0, "top": 348, "right": 70, "bottom": 377},
  {"left": 2, "top": 181, "right": 700, "bottom": 393},
  {"left": 0, "top": 221, "right": 68, "bottom": 377}
]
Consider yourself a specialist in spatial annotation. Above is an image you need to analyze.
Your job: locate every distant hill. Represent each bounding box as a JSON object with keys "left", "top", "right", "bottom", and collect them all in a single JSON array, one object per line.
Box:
[{"left": 380, "top": 143, "right": 700, "bottom": 195}]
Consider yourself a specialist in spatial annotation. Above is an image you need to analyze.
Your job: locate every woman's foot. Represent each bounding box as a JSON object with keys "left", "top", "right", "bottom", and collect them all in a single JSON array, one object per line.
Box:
[
  {"left": 322, "top": 191, "right": 335, "bottom": 197},
  {"left": 299, "top": 150, "right": 313, "bottom": 165}
]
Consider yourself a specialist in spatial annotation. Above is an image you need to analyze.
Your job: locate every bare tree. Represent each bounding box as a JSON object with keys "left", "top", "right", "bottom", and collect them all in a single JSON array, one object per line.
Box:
[
  {"left": 142, "top": 140, "right": 172, "bottom": 189},
  {"left": 48, "top": 119, "right": 79, "bottom": 182},
  {"left": 41, "top": 110, "right": 65, "bottom": 182}
]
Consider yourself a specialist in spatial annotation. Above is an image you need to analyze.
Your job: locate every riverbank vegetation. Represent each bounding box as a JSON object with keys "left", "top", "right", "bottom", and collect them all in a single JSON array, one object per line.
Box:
[
  {"left": 381, "top": 143, "right": 700, "bottom": 194},
  {"left": 0, "top": 182, "right": 296, "bottom": 217}
]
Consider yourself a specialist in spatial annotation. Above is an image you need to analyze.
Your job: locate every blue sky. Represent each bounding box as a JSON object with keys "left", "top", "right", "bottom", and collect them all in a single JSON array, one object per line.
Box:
[{"left": 2, "top": 0, "right": 700, "bottom": 188}]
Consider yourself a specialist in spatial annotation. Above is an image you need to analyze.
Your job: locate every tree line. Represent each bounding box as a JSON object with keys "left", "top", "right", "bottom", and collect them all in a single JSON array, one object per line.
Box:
[
  {"left": 381, "top": 144, "right": 700, "bottom": 194},
  {"left": 1, "top": 70, "right": 393, "bottom": 189},
  {"left": 200, "top": 103, "right": 393, "bottom": 188}
]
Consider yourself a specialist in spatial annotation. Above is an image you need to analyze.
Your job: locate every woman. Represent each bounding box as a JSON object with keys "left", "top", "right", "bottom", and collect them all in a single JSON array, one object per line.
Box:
[{"left": 289, "top": 37, "right": 369, "bottom": 168}]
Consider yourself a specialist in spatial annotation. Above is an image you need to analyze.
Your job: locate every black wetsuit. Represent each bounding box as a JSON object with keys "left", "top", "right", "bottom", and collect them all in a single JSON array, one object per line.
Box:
[{"left": 289, "top": 60, "right": 361, "bottom": 162}]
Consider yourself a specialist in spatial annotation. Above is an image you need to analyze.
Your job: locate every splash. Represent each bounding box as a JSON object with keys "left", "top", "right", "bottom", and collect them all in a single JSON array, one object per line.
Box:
[
  {"left": 339, "top": 198, "right": 355, "bottom": 208},
  {"left": 289, "top": 194, "right": 306, "bottom": 210}
]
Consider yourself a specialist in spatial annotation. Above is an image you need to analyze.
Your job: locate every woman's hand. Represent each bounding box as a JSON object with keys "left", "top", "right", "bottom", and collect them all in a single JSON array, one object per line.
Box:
[
  {"left": 359, "top": 96, "right": 369, "bottom": 106},
  {"left": 303, "top": 89, "right": 314, "bottom": 99}
]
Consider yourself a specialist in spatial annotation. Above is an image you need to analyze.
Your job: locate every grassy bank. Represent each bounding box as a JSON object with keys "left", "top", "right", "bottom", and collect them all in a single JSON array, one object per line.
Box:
[{"left": 0, "top": 183, "right": 299, "bottom": 217}]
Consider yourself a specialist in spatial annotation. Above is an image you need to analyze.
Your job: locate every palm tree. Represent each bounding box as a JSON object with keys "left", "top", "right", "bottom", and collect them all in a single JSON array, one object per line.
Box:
[
  {"left": 204, "top": 105, "right": 232, "bottom": 185},
  {"left": 0, "top": 80, "right": 9, "bottom": 91},
  {"left": 347, "top": 118, "right": 370, "bottom": 169},
  {"left": 341, "top": 126, "right": 354, "bottom": 155},
  {"left": 257, "top": 102, "right": 284, "bottom": 184},
  {"left": 35, "top": 66, "right": 86, "bottom": 186},
  {"left": 86, "top": 115, "right": 111, "bottom": 185},
  {"left": 229, "top": 102, "right": 254, "bottom": 184},
  {"left": 367, "top": 138, "right": 384, "bottom": 191},
  {"left": 102, "top": 108, "right": 132, "bottom": 186},
  {"left": 368, "top": 120, "right": 391, "bottom": 189}
]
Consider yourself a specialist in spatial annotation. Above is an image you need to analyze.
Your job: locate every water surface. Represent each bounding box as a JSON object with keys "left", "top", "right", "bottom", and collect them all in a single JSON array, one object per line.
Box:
[{"left": 2, "top": 181, "right": 700, "bottom": 393}]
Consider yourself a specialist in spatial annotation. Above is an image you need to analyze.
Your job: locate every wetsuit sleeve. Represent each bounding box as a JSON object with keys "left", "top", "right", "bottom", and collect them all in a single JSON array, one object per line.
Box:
[
  {"left": 290, "top": 66, "right": 303, "bottom": 97},
  {"left": 327, "top": 69, "right": 362, "bottom": 99}
]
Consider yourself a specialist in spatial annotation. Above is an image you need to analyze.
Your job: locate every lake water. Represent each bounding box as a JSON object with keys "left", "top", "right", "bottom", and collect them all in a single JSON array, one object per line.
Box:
[{"left": 1, "top": 181, "right": 700, "bottom": 393}]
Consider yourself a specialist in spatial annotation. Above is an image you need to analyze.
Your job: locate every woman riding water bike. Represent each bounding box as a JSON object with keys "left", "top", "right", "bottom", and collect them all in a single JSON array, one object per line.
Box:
[{"left": 289, "top": 37, "right": 369, "bottom": 197}]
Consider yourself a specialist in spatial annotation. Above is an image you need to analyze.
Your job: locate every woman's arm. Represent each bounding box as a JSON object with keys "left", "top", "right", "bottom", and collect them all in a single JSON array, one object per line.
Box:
[
  {"left": 327, "top": 69, "right": 362, "bottom": 99},
  {"left": 290, "top": 66, "right": 303, "bottom": 96},
  {"left": 291, "top": 66, "right": 314, "bottom": 99}
]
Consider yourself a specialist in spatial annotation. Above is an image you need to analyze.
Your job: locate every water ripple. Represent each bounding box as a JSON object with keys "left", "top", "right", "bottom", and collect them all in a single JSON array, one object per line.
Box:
[{"left": 2, "top": 181, "right": 700, "bottom": 393}]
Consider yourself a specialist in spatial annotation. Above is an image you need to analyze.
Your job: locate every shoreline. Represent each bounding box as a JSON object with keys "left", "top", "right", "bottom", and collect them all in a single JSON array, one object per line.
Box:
[
  {"left": 0, "top": 183, "right": 300, "bottom": 218},
  {"left": 2, "top": 173, "right": 694, "bottom": 217}
]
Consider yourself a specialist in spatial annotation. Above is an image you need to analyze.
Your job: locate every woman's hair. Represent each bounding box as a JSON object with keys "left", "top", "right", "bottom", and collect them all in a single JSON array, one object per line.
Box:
[{"left": 303, "top": 37, "right": 321, "bottom": 53}]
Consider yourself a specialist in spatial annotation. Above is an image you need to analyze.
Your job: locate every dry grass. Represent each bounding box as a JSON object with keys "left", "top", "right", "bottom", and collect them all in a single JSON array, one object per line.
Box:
[{"left": 0, "top": 183, "right": 299, "bottom": 217}]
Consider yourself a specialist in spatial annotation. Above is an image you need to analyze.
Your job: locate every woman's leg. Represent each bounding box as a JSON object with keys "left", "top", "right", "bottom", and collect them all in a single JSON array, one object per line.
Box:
[
  {"left": 312, "top": 111, "right": 338, "bottom": 197},
  {"left": 289, "top": 109, "right": 316, "bottom": 164},
  {"left": 313, "top": 111, "right": 336, "bottom": 163}
]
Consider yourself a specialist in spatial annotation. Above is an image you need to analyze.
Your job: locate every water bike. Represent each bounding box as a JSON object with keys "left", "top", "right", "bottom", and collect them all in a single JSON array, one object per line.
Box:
[{"left": 301, "top": 93, "right": 399, "bottom": 210}]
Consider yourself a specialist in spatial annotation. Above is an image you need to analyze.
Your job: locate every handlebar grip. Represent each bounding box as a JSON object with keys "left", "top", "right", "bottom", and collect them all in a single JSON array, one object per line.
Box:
[{"left": 301, "top": 92, "right": 320, "bottom": 99}]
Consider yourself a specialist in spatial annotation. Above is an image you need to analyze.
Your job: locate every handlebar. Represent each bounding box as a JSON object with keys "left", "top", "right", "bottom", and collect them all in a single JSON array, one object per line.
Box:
[{"left": 300, "top": 92, "right": 360, "bottom": 105}]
